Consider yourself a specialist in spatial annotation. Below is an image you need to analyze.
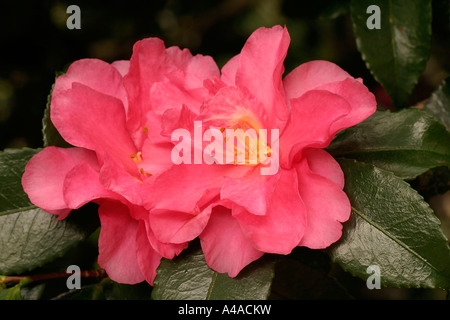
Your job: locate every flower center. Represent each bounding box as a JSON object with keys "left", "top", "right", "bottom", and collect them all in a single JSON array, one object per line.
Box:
[
  {"left": 223, "top": 120, "right": 272, "bottom": 166},
  {"left": 129, "top": 151, "right": 152, "bottom": 177}
]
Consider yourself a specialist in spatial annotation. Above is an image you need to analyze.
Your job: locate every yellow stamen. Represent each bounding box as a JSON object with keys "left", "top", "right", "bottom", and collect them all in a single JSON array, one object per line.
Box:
[
  {"left": 223, "top": 119, "right": 272, "bottom": 166},
  {"left": 140, "top": 167, "right": 152, "bottom": 177},
  {"left": 130, "top": 151, "right": 143, "bottom": 164}
]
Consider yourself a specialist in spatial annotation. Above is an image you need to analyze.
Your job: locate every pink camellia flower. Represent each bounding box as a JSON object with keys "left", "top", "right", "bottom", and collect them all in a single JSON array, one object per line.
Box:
[
  {"left": 22, "top": 25, "right": 376, "bottom": 285},
  {"left": 22, "top": 39, "right": 221, "bottom": 284},
  {"left": 142, "top": 25, "right": 376, "bottom": 277}
]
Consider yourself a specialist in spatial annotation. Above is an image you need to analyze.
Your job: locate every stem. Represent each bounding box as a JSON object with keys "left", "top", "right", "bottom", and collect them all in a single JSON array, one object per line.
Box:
[{"left": 0, "top": 269, "right": 107, "bottom": 285}]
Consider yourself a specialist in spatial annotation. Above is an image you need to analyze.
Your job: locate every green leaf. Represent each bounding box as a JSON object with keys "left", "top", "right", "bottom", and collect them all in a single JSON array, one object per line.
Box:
[
  {"left": 0, "top": 278, "right": 31, "bottom": 300},
  {"left": 0, "top": 148, "right": 99, "bottom": 275},
  {"left": 327, "top": 109, "right": 450, "bottom": 180},
  {"left": 350, "top": 0, "right": 432, "bottom": 108},
  {"left": 270, "top": 248, "right": 352, "bottom": 299},
  {"left": 424, "top": 77, "right": 450, "bottom": 132},
  {"left": 42, "top": 75, "right": 72, "bottom": 148},
  {"left": 152, "top": 241, "right": 276, "bottom": 300},
  {"left": 329, "top": 159, "right": 450, "bottom": 289},
  {"left": 53, "top": 278, "right": 153, "bottom": 300}
]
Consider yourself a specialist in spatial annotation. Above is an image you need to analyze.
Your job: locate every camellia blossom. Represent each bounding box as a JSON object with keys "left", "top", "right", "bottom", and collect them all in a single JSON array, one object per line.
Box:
[
  {"left": 22, "top": 40, "right": 221, "bottom": 285},
  {"left": 22, "top": 25, "right": 376, "bottom": 284},
  {"left": 142, "top": 25, "right": 376, "bottom": 277}
]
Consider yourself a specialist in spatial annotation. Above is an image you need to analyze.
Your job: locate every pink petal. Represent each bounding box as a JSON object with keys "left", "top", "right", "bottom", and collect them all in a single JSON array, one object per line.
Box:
[
  {"left": 200, "top": 86, "right": 268, "bottom": 131},
  {"left": 235, "top": 25, "right": 290, "bottom": 127},
  {"left": 62, "top": 161, "right": 119, "bottom": 209},
  {"left": 22, "top": 147, "right": 99, "bottom": 215},
  {"left": 234, "top": 168, "right": 306, "bottom": 254},
  {"left": 143, "top": 164, "right": 230, "bottom": 213},
  {"left": 282, "top": 60, "right": 376, "bottom": 145},
  {"left": 53, "top": 58, "right": 128, "bottom": 109},
  {"left": 303, "top": 148, "right": 344, "bottom": 188},
  {"left": 148, "top": 192, "right": 219, "bottom": 244},
  {"left": 220, "top": 167, "right": 280, "bottom": 216},
  {"left": 97, "top": 200, "right": 145, "bottom": 284},
  {"left": 123, "top": 37, "right": 166, "bottom": 146},
  {"left": 160, "top": 104, "right": 198, "bottom": 138},
  {"left": 316, "top": 77, "right": 377, "bottom": 131},
  {"left": 135, "top": 209, "right": 187, "bottom": 258},
  {"left": 296, "top": 157, "right": 351, "bottom": 249},
  {"left": 138, "top": 139, "right": 175, "bottom": 178},
  {"left": 150, "top": 81, "right": 202, "bottom": 115},
  {"left": 135, "top": 222, "right": 164, "bottom": 286},
  {"left": 165, "top": 46, "right": 220, "bottom": 92},
  {"left": 98, "top": 153, "right": 145, "bottom": 206},
  {"left": 124, "top": 38, "right": 219, "bottom": 147},
  {"left": 111, "top": 60, "right": 130, "bottom": 77},
  {"left": 279, "top": 90, "right": 351, "bottom": 167},
  {"left": 283, "top": 60, "right": 352, "bottom": 102},
  {"left": 200, "top": 206, "right": 264, "bottom": 277},
  {"left": 220, "top": 54, "right": 240, "bottom": 86},
  {"left": 51, "top": 82, "right": 138, "bottom": 175}
]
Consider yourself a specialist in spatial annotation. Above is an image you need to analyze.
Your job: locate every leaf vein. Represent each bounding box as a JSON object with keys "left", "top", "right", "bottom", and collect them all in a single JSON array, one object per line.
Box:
[
  {"left": 351, "top": 205, "right": 440, "bottom": 274},
  {"left": 206, "top": 272, "right": 218, "bottom": 300}
]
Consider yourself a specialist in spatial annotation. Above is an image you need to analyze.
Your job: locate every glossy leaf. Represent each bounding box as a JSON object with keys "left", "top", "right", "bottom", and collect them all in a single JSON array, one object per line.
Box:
[
  {"left": 152, "top": 241, "right": 276, "bottom": 300},
  {"left": 270, "top": 248, "right": 352, "bottom": 299},
  {"left": 0, "top": 278, "right": 31, "bottom": 300},
  {"left": 329, "top": 159, "right": 450, "bottom": 289},
  {"left": 327, "top": 109, "right": 450, "bottom": 180},
  {"left": 424, "top": 77, "right": 450, "bottom": 131},
  {"left": 350, "top": 0, "right": 432, "bottom": 108},
  {"left": 0, "top": 148, "right": 99, "bottom": 275}
]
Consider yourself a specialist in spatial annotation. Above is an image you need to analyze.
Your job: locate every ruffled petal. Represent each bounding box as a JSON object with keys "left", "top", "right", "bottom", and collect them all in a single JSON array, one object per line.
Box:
[
  {"left": 53, "top": 58, "right": 128, "bottom": 109},
  {"left": 296, "top": 156, "right": 351, "bottom": 249},
  {"left": 63, "top": 161, "right": 120, "bottom": 209},
  {"left": 200, "top": 86, "right": 268, "bottom": 132},
  {"left": 135, "top": 222, "right": 164, "bottom": 286},
  {"left": 303, "top": 148, "right": 344, "bottom": 189},
  {"left": 235, "top": 26, "right": 290, "bottom": 127},
  {"left": 234, "top": 168, "right": 306, "bottom": 254},
  {"left": 165, "top": 46, "right": 220, "bottom": 93},
  {"left": 98, "top": 153, "right": 145, "bottom": 206},
  {"left": 200, "top": 206, "right": 264, "bottom": 277},
  {"left": 51, "top": 82, "right": 137, "bottom": 175},
  {"left": 283, "top": 60, "right": 376, "bottom": 133},
  {"left": 147, "top": 191, "right": 221, "bottom": 244},
  {"left": 150, "top": 81, "right": 203, "bottom": 115},
  {"left": 220, "top": 167, "right": 280, "bottom": 216},
  {"left": 315, "top": 77, "right": 377, "bottom": 131},
  {"left": 22, "top": 147, "right": 99, "bottom": 216},
  {"left": 123, "top": 38, "right": 166, "bottom": 147},
  {"left": 283, "top": 60, "right": 352, "bottom": 102},
  {"left": 143, "top": 164, "right": 235, "bottom": 213},
  {"left": 279, "top": 90, "right": 351, "bottom": 167},
  {"left": 124, "top": 39, "right": 219, "bottom": 147},
  {"left": 111, "top": 60, "right": 130, "bottom": 77},
  {"left": 220, "top": 54, "right": 240, "bottom": 86},
  {"left": 97, "top": 200, "right": 145, "bottom": 284},
  {"left": 146, "top": 222, "right": 187, "bottom": 259}
]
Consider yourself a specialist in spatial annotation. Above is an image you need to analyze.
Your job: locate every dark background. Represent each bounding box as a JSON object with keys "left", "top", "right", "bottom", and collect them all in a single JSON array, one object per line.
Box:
[{"left": 1, "top": 0, "right": 448, "bottom": 151}]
